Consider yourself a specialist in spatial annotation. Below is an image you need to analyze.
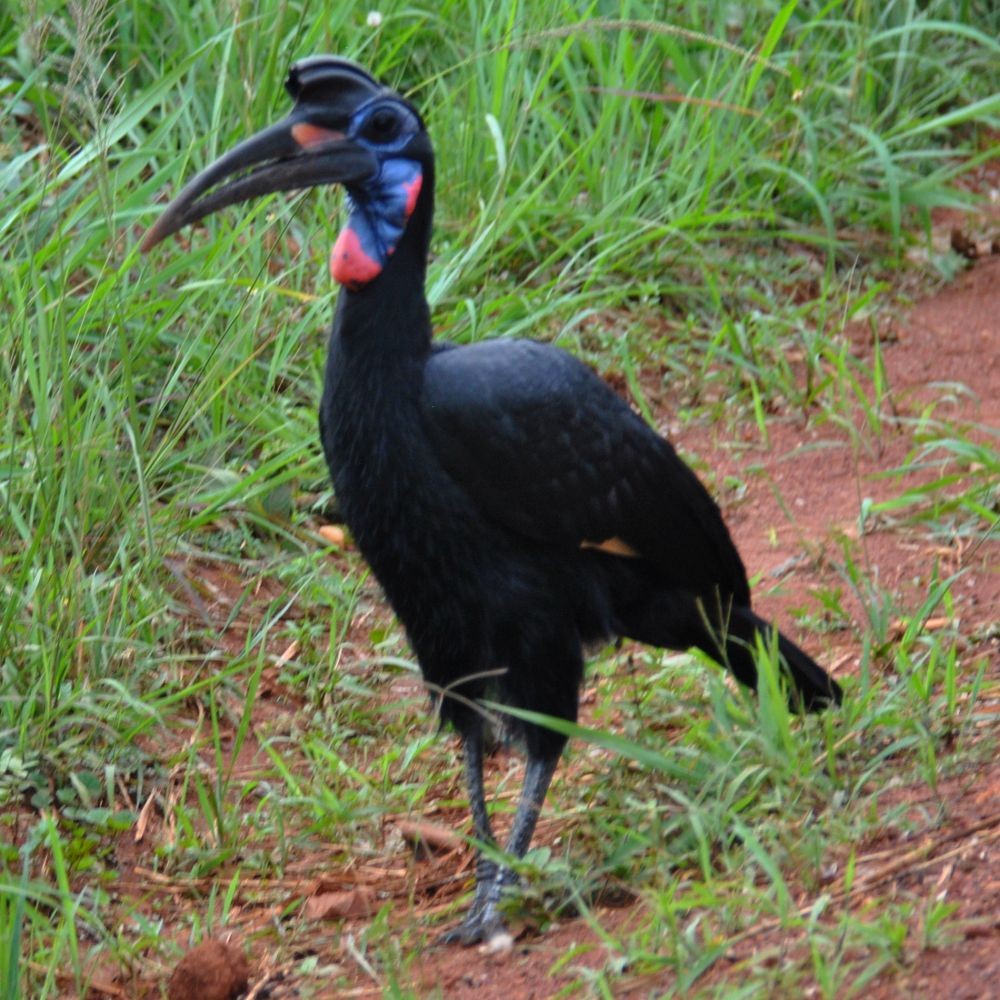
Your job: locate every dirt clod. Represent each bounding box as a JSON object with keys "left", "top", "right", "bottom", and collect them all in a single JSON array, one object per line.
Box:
[
  {"left": 950, "top": 226, "right": 979, "bottom": 259},
  {"left": 167, "top": 939, "right": 250, "bottom": 1000}
]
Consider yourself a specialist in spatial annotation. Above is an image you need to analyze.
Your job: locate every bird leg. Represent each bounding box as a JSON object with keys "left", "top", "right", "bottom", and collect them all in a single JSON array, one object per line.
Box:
[
  {"left": 462, "top": 727, "right": 500, "bottom": 910},
  {"left": 440, "top": 742, "right": 559, "bottom": 946},
  {"left": 438, "top": 726, "right": 496, "bottom": 944}
]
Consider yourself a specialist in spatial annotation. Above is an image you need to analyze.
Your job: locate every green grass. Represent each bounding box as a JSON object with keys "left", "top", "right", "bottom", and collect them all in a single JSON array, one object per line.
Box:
[{"left": 2, "top": 0, "right": 999, "bottom": 996}]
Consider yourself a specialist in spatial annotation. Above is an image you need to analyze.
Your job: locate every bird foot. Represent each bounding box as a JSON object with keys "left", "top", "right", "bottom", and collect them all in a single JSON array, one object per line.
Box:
[
  {"left": 437, "top": 901, "right": 509, "bottom": 947},
  {"left": 438, "top": 857, "right": 522, "bottom": 947}
]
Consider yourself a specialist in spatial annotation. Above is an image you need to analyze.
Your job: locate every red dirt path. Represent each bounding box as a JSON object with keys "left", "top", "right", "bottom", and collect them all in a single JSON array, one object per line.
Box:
[
  {"left": 75, "top": 254, "right": 998, "bottom": 999},
  {"left": 401, "top": 256, "right": 1000, "bottom": 999}
]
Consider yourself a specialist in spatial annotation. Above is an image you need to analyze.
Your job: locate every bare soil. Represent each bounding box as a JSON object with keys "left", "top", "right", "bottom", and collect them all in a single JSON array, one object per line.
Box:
[
  {"left": 68, "top": 252, "right": 998, "bottom": 999},
  {"left": 400, "top": 257, "right": 1000, "bottom": 999}
]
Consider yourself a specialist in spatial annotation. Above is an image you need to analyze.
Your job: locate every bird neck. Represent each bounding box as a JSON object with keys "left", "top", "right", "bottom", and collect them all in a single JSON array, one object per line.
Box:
[
  {"left": 333, "top": 158, "right": 435, "bottom": 363},
  {"left": 320, "top": 165, "right": 437, "bottom": 541}
]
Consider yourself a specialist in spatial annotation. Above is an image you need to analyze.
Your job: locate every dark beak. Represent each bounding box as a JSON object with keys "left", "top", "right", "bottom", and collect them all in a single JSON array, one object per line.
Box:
[{"left": 141, "top": 112, "right": 377, "bottom": 251}]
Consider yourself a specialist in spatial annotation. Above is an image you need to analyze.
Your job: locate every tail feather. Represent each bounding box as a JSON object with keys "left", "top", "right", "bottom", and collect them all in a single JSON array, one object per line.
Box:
[
  {"left": 711, "top": 606, "right": 842, "bottom": 711},
  {"left": 614, "top": 586, "right": 842, "bottom": 711}
]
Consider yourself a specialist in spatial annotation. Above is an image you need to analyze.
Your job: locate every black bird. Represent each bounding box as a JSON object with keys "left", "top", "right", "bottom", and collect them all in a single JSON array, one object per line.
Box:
[{"left": 143, "top": 57, "right": 842, "bottom": 944}]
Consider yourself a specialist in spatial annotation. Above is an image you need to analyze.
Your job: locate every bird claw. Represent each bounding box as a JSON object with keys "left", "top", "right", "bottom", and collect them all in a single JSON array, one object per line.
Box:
[
  {"left": 437, "top": 870, "right": 517, "bottom": 947},
  {"left": 437, "top": 901, "right": 508, "bottom": 947}
]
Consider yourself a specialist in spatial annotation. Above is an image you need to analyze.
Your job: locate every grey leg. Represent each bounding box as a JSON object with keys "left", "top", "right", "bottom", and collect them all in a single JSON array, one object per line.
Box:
[
  {"left": 440, "top": 750, "right": 560, "bottom": 946},
  {"left": 437, "top": 727, "right": 498, "bottom": 944},
  {"left": 463, "top": 725, "right": 496, "bottom": 859}
]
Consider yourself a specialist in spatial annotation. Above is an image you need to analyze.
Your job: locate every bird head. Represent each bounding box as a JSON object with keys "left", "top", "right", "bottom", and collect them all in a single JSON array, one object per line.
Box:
[{"left": 142, "top": 56, "right": 432, "bottom": 290}]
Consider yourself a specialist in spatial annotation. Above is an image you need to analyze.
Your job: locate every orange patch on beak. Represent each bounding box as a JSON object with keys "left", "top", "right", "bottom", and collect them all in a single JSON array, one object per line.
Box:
[{"left": 291, "top": 123, "right": 345, "bottom": 148}]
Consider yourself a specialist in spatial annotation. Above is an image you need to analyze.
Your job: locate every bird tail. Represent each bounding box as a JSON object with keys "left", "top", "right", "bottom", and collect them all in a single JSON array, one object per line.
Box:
[
  {"left": 614, "top": 587, "right": 842, "bottom": 711},
  {"left": 705, "top": 605, "right": 842, "bottom": 712}
]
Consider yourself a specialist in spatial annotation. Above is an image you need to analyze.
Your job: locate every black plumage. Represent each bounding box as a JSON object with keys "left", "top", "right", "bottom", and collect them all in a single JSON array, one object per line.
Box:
[{"left": 144, "top": 57, "right": 842, "bottom": 945}]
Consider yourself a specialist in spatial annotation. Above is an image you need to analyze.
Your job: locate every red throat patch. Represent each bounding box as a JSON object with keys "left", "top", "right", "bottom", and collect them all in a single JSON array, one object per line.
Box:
[
  {"left": 330, "top": 226, "right": 383, "bottom": 289},
  {"left": 329, "top": 160, "right": 423, "bottom": 290}
]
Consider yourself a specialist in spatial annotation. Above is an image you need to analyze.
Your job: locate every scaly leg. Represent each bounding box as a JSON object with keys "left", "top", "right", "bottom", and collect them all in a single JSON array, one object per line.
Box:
[
  {"left": 441, "top": 748, "right": 559, "bottom": 945},
  {"left": 438, "top": 727, "right": 497, "bottom": 944}
]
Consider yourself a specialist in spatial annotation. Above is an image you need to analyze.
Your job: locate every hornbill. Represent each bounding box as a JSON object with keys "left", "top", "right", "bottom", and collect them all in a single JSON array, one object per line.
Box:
[{"left": 143, "top": 57, "right": 842, "bottom": 945}]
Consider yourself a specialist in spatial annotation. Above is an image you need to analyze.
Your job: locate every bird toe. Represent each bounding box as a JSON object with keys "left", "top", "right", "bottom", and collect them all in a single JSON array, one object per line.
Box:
[{"left": 436, "top": 905, "right": 508, "bottom": 947}]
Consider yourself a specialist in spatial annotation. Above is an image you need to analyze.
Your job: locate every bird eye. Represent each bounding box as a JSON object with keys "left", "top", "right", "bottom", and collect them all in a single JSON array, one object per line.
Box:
[{"left": 361, "top": 106, "right": 400, "bottom": 143}]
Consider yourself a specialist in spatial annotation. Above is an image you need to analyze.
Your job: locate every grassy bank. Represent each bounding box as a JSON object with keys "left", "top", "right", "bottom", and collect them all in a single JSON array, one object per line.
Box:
[{"left": 1, "top": 1, "right": 998, "bottom": 995}]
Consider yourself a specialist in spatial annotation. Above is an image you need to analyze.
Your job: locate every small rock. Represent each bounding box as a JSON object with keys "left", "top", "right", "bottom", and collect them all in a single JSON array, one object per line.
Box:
[
  {"left": 482, "top": 931, "right": 514, "bottom": 955},
  {"left": 167, "top": 939, "right": 249, "bottom": 1000}
]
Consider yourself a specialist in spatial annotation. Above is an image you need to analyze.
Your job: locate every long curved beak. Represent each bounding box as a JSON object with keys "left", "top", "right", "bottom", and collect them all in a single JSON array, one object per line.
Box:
[{"left": 141, "top": 113, "right": 377, "bottom": 251}]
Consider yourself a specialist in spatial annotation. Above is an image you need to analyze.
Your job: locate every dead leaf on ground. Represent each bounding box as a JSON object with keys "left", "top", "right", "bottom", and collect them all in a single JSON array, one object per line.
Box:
[
  {"left": 395, "top": 819, "right": 464, "bottom": 854},
  {"left": 318, "top": 524, "right": 347, "bottom": 546},
  {"left": 134, "top": 791, "right": 158, "bottom": 843},
  {"left": 303, "top": 887, "right": 376, "bottom": 921}
]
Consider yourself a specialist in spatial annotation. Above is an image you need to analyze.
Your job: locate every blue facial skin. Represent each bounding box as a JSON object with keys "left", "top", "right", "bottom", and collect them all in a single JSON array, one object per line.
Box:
[
  {"left": 329, "top": 97, "right": 425, "bottom": 281},
  {"left": 345, "top": 157, "right": 423, "bottom": 266}
]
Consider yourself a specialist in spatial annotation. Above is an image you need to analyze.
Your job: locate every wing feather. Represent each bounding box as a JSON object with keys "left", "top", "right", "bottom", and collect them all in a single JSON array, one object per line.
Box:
[{"left": 421, "top": 339, "right": 748, "bottom": 603}]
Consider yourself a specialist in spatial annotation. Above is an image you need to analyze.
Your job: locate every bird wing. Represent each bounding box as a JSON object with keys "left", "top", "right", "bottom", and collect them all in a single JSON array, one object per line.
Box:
[{"left": 421, "top": 339, "right": 748, "bottom": 601}]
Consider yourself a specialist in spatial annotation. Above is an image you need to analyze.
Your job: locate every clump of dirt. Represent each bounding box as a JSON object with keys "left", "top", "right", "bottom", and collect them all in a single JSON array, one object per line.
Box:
[{"left": 166, "top": 939, "right": 249, "bottom": 1000}]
